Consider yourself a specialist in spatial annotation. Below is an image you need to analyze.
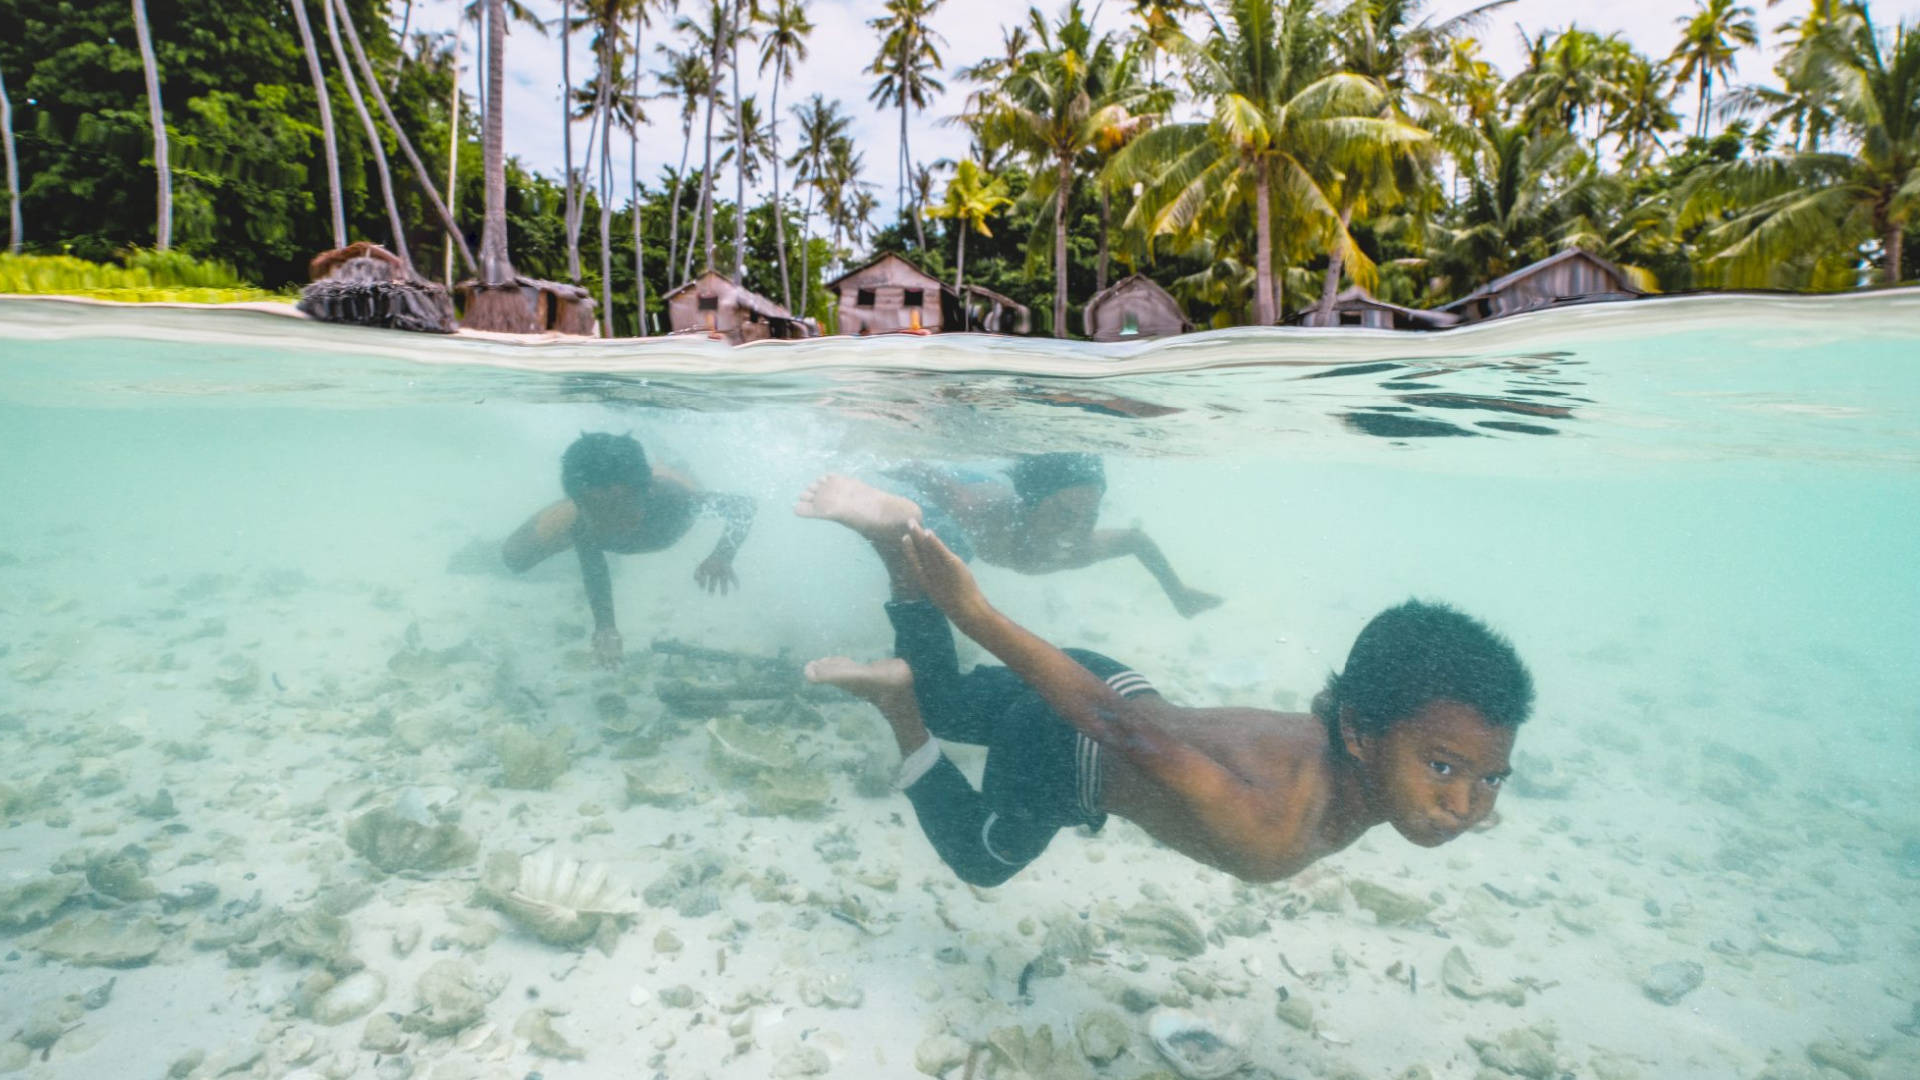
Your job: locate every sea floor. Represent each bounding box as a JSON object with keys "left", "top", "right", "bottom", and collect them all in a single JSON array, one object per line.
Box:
[{"left": 1, "top": 483, "right": 1917, "bottom": 1080}]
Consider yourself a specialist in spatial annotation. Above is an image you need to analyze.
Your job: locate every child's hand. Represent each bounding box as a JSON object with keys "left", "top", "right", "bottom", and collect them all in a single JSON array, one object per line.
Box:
[
  {"left": 592, "top": 627, "right": 624, "bottom": 670},
  {"left": 695, "top": 552, "right": 738, "bottom": 595},
  {"left": 902, "top": 520, "right": 987, "bottom": 623}
]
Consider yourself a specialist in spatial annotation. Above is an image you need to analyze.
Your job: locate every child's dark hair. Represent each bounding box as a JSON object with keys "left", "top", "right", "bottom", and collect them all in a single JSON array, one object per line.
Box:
[
  {"left": 561, "top": 432, "right": 650, "bottom": 499},
  {"left": 1007, "top": 453, "right": 1106, "bottom": 505},
  {"left": 1315, "top": 600, "right": 1534, "bottom": 745}
]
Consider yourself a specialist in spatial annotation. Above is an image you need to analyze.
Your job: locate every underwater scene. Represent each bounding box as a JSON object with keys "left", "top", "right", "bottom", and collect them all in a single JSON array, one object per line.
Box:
[{"left": 1, "top": 292, "right": 1918, "bottom": 1080}]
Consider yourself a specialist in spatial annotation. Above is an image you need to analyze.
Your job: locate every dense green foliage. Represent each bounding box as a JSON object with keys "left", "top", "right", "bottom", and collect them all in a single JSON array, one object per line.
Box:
[{"left": 0, "top": 250, "right": 285, "bottom": 301}]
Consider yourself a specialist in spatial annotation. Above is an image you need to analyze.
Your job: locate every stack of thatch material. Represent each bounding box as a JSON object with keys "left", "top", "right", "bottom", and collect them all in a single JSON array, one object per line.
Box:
[{"left": 296, "top": 243, "right": 457, "bottom": 333}]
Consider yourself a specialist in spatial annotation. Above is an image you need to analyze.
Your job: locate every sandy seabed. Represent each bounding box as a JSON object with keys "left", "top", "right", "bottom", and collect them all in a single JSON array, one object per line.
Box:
[{"left": 1, "top": 490, "right": 1918, "bottom": 1080}]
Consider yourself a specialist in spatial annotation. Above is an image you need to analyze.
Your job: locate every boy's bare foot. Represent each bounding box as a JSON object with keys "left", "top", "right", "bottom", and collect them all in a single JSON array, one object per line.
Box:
[
  {"left": 805, "top": 656, "right": 914, "bottom": 708},
  {"left": 1173, "top": 588, "right": 1225, "bottom": 619},
  {"left": 794, "top": 475, "right": 923, "bottom": 543}
]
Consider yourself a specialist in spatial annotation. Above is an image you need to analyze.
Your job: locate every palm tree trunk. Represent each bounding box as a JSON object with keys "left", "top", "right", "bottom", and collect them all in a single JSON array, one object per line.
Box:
[
  {"left": 0, "top": 60, "right": 22, "bottom": 254},
  {"left": 1096, "top": 185, "right": 1110, "bottom": 294},
  {"left": 633, "top": 5, "right": 648, "bottom": 333},
  {"left": 731, "top": 0, "right": 747, "bottom": 282},
  {"left": 480, "top": 0, "right": 513, "bottom": 283},
  {"left": 562, "top": 0, "right": 581, "bottom": 282},
  {"left": 1887, "top": 224, "right": 1905, "bottom": 286},
  {"left": 596, "top": 29, "right": 614, "bottom": 336},
  {"left": 771, "top": 77, "right": 792, "bottom": 310},
  {"left": 1253, "top": 161, "right": 1275, "bottom": 325},
  {"left": 324, "top": 0, "right": 409, "bottom": 268},
  {"left": 955, "top": 226, "right": 966, "bottom": 292},
  {"left": 699, "top": 59, "right": 719, "bottom": 274},
  {"left": 391, "top": 0, "right": 414, "bottom": 92},
  {"left": 796, "top": 178, "right": 814, "bottom": 319},
  {"left": 669, "top": 119, "right": 692, "bottom": 282},
  {"left": 1053, "top": 152, "right": 1071, "bottom": 338},
  {"left": 444, "top": 36, "right": 460, "bottom": 286},
  {"left": 1316, "top": 199, "right": 1355, "bottom": 319},
  {"left": 331, "top": 0, "right": 476, "bottom": 275},
  {"left": 288, "top": 0, "right": 345, "bottom": 249},
  {"left": 130, "top": 0, "right": 171, "bottom": 251}
]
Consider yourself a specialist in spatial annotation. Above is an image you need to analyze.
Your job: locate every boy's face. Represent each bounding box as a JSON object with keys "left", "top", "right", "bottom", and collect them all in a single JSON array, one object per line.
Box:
[{"left": 1346, "top": 701, "right": 1515, "bottom": 847}]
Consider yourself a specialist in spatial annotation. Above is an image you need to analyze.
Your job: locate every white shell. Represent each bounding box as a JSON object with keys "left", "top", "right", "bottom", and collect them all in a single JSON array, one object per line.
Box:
[
  {"left": 494, "top": 850, "right": 635, "bottom": 946},
  {"left": 1148, "top": 1009, "right": 1247, "bottom": 1080}
]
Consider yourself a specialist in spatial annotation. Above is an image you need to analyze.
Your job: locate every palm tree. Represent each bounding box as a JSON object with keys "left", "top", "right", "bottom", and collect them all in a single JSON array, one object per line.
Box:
[
  {"left": 658, "top": 46, "right": 714, "bottom": 282},
  {"left": 322, "top": 0, "right": 410, "bottom": 267},
  {"left": 758, "top": 0, "right": 813, "bottom": 309},
  {"left": 1114, "top": 0, "right": 1422, "bottom": 325},
  {"left": 1602, "top": 53, "right": 1680, "bottom": 163},
  {"left": 788, "top": 94, "right": 850, "bottom": 315},
  {"left": 628, "top": 0, "right": 663, "bottom": 333},
  {"left": 561, "top": 0, "right": 582, "bottom": 282},
  {"left": 1427, "top": 115, "right": 1611, "bottom": 295},
  {"left": 972, "top": 2, "right": 1157, "bottom": 336},
  {"left": 728, "top": 0, "right": 760, "bottom": 282},
  {"left": 480, "top": 0, "right": 515, "bottom": 285},
  {"left": 130, "top": 0, "right": 171, "bottom": 250},
  {"left": 868, "top": 0, "right": 947, "bottom": 249},
  {"left": 0, "top": 59, "right": 20, "bottom": 254},
  {"left": 1679, "top": 11, "right": 1919, "bottom": 286},
  {"left": 1670, "top": 0, "right": 1760, "bottom": 139},
  {"left": 1510, "top": 27, "right": 1629, "bottom": 150},
  {"left": 330, "top": 0, "right": 477, "bottom": 275},
  {"left": 927, "top": 158, "right": 1013, "bottom": 290},
  {"left": 676, "top": 0, "right": 733, "bottom": 275},
  {"left": 287, "top": 0, "right": 345, "bottom": 248}
]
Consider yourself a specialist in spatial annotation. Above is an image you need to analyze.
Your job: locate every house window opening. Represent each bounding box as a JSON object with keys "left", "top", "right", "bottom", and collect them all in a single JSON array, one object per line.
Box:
[
  {"left": 1339, "top": 310, "right": 1364, "bottom": 326},
  {"left": 697, "top": 295, "right": 719, "bottom": 312},
  {"left": 903, "top": 289, "right": 925, "bottom": 307},
  {"left": 856, "top": 289, "right": 877, "bottom": 307},
  {"left": 1121, "top": 312, "right": 1140, "bottom": 336}
]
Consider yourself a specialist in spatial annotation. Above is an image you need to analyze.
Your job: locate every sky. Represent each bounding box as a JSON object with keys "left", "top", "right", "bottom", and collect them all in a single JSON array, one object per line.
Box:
[{"left": 405, "top": 0, "right": 1920, "bottom": 220}]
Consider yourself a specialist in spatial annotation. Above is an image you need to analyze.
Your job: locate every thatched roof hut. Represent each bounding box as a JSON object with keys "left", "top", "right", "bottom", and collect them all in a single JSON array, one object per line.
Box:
[
  {"left": 1441, "top": 249, "right": 1646, "bottom": 324},
  {"left": 663, "top": 270, "right": 811, "bottom": 344},
  {"left": 297, "top": 242, "right": 457, "bottom": 334},
  {"left": 1294, "top": 286, "right": 1460, "bottom": 331},
  {"left": 1083, "top": 274, "right": 1190, "bottom": 341},
  {"left": 827, "top": 253, "right": 1032, "bottom": 336},
  {"left": 456, "top": 277, "right": 597, "bottom": 336}
]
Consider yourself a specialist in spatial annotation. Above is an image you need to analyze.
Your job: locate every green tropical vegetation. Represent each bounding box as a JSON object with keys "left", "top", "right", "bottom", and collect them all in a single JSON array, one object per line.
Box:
[{"left": 0, "top": 0, "right": 1912, "bottom": 336}]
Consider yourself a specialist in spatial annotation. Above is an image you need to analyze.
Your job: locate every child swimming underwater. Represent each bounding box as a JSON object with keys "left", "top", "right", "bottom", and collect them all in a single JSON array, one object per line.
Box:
[{"left": 796, "top": 474, "right": 1533, "bottom": 887}]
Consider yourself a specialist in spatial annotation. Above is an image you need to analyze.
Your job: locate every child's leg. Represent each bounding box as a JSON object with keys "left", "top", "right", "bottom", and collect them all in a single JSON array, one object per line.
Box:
[
  {"left": 806, "top": 656, "right": 1055, "bottom": 889},
  {"left": 886, "top": 597, "right": 1028, "bottom": 744}
]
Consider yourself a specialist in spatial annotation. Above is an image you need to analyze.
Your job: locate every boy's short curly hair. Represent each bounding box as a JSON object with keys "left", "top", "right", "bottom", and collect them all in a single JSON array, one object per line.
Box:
[
  {"left": 561, "top": 432, "right": 651, "bottom": 499},
  {"left": 1315, "top": 600, "right": 1534, "bottom": 743}
]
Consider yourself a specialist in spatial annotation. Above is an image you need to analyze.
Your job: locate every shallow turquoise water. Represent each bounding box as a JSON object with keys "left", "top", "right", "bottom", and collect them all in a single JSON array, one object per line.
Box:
[{"left": 0, "top": 293, "right": 1916, "bottom": 1080}]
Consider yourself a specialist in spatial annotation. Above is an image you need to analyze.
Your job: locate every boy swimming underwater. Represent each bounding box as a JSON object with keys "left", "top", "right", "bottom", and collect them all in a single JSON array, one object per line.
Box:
[
  {"left": 795, "top": 474, "right": 1533, "bottom": 886},
  {"left": 887, "top": 453, "right": 1223, "bottom": 618},
  {"left": 501, "top": 433, "right": 755, "bottom": 669}
]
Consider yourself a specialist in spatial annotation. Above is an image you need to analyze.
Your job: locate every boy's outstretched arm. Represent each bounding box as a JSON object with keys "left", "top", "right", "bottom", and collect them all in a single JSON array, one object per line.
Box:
[
  {"left": 577, "top": 537, "right": 623, "bottom": 668},
  {"left": 1086, "top": 529, "right": 1223, "bottom": 618},
  {"left": 900, "top": 521, "right": 1283, "bottom": 871},
  {"left": 691, "top": 492, "right": 756, "bottom": 594}
]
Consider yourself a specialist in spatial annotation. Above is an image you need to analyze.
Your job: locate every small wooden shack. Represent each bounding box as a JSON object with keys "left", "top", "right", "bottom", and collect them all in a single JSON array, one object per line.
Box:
[
  {"left": 1441, "top": 249, "right": 1646, "bottom": 325},
  {"left": 456, "top": 277, "right": 597, "bottom": 336},
  {"left": 663, "top": 270, "right": 812, "bottom": 344},
  {"left": 298, "top": 242, "right": 458, "bottom": 334},
  {"left": 1294, "top": 286, "right": 1460, "bottom": 331},
  {"left": 1083, "top": 274, "right": 1191, "bottom": 341},
  {"left": 829, "top": 254, "right": 950, "bottom": 335},
  {"left": 827, "top": 253, "right": 1033, "bottom": 336}
]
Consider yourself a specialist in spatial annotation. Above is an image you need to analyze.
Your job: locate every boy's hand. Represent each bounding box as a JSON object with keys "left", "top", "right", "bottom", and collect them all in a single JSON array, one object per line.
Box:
[
  {"left": 694, "top": 551, "right": 738, "bottom": 595},
  {"left": 902, "top": 520, "right": 989, "bottom": 625},
  {"left": 592, "top": 627, "right": 624, "bottom": 670}
]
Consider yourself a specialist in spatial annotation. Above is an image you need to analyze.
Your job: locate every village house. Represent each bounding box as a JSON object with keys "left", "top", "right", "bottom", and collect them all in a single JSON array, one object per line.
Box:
[
  {"left": 663, "top": 270, "right": 813, "bottom": 344},
  {"left": 1294, "top": 286, "right": 1461, "bottom": 331},
  {"left": 827, "top": 253, "right": 1031, "bottom": 336},
  {"left": 457, "top": 277, "right": 597, "bottom": 336},
  {"left": 1441, "top": 249, "right": 1647, "bottom": 324},
  {"left": 1083, "top": 274, "right": 1192, "bottom": 341}
]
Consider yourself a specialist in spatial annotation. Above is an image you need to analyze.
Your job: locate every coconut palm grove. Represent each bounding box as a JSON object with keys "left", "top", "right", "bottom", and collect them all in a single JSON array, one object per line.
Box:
[{"left": 0, "top": 0, "right": 1914, "bottom": 336}]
